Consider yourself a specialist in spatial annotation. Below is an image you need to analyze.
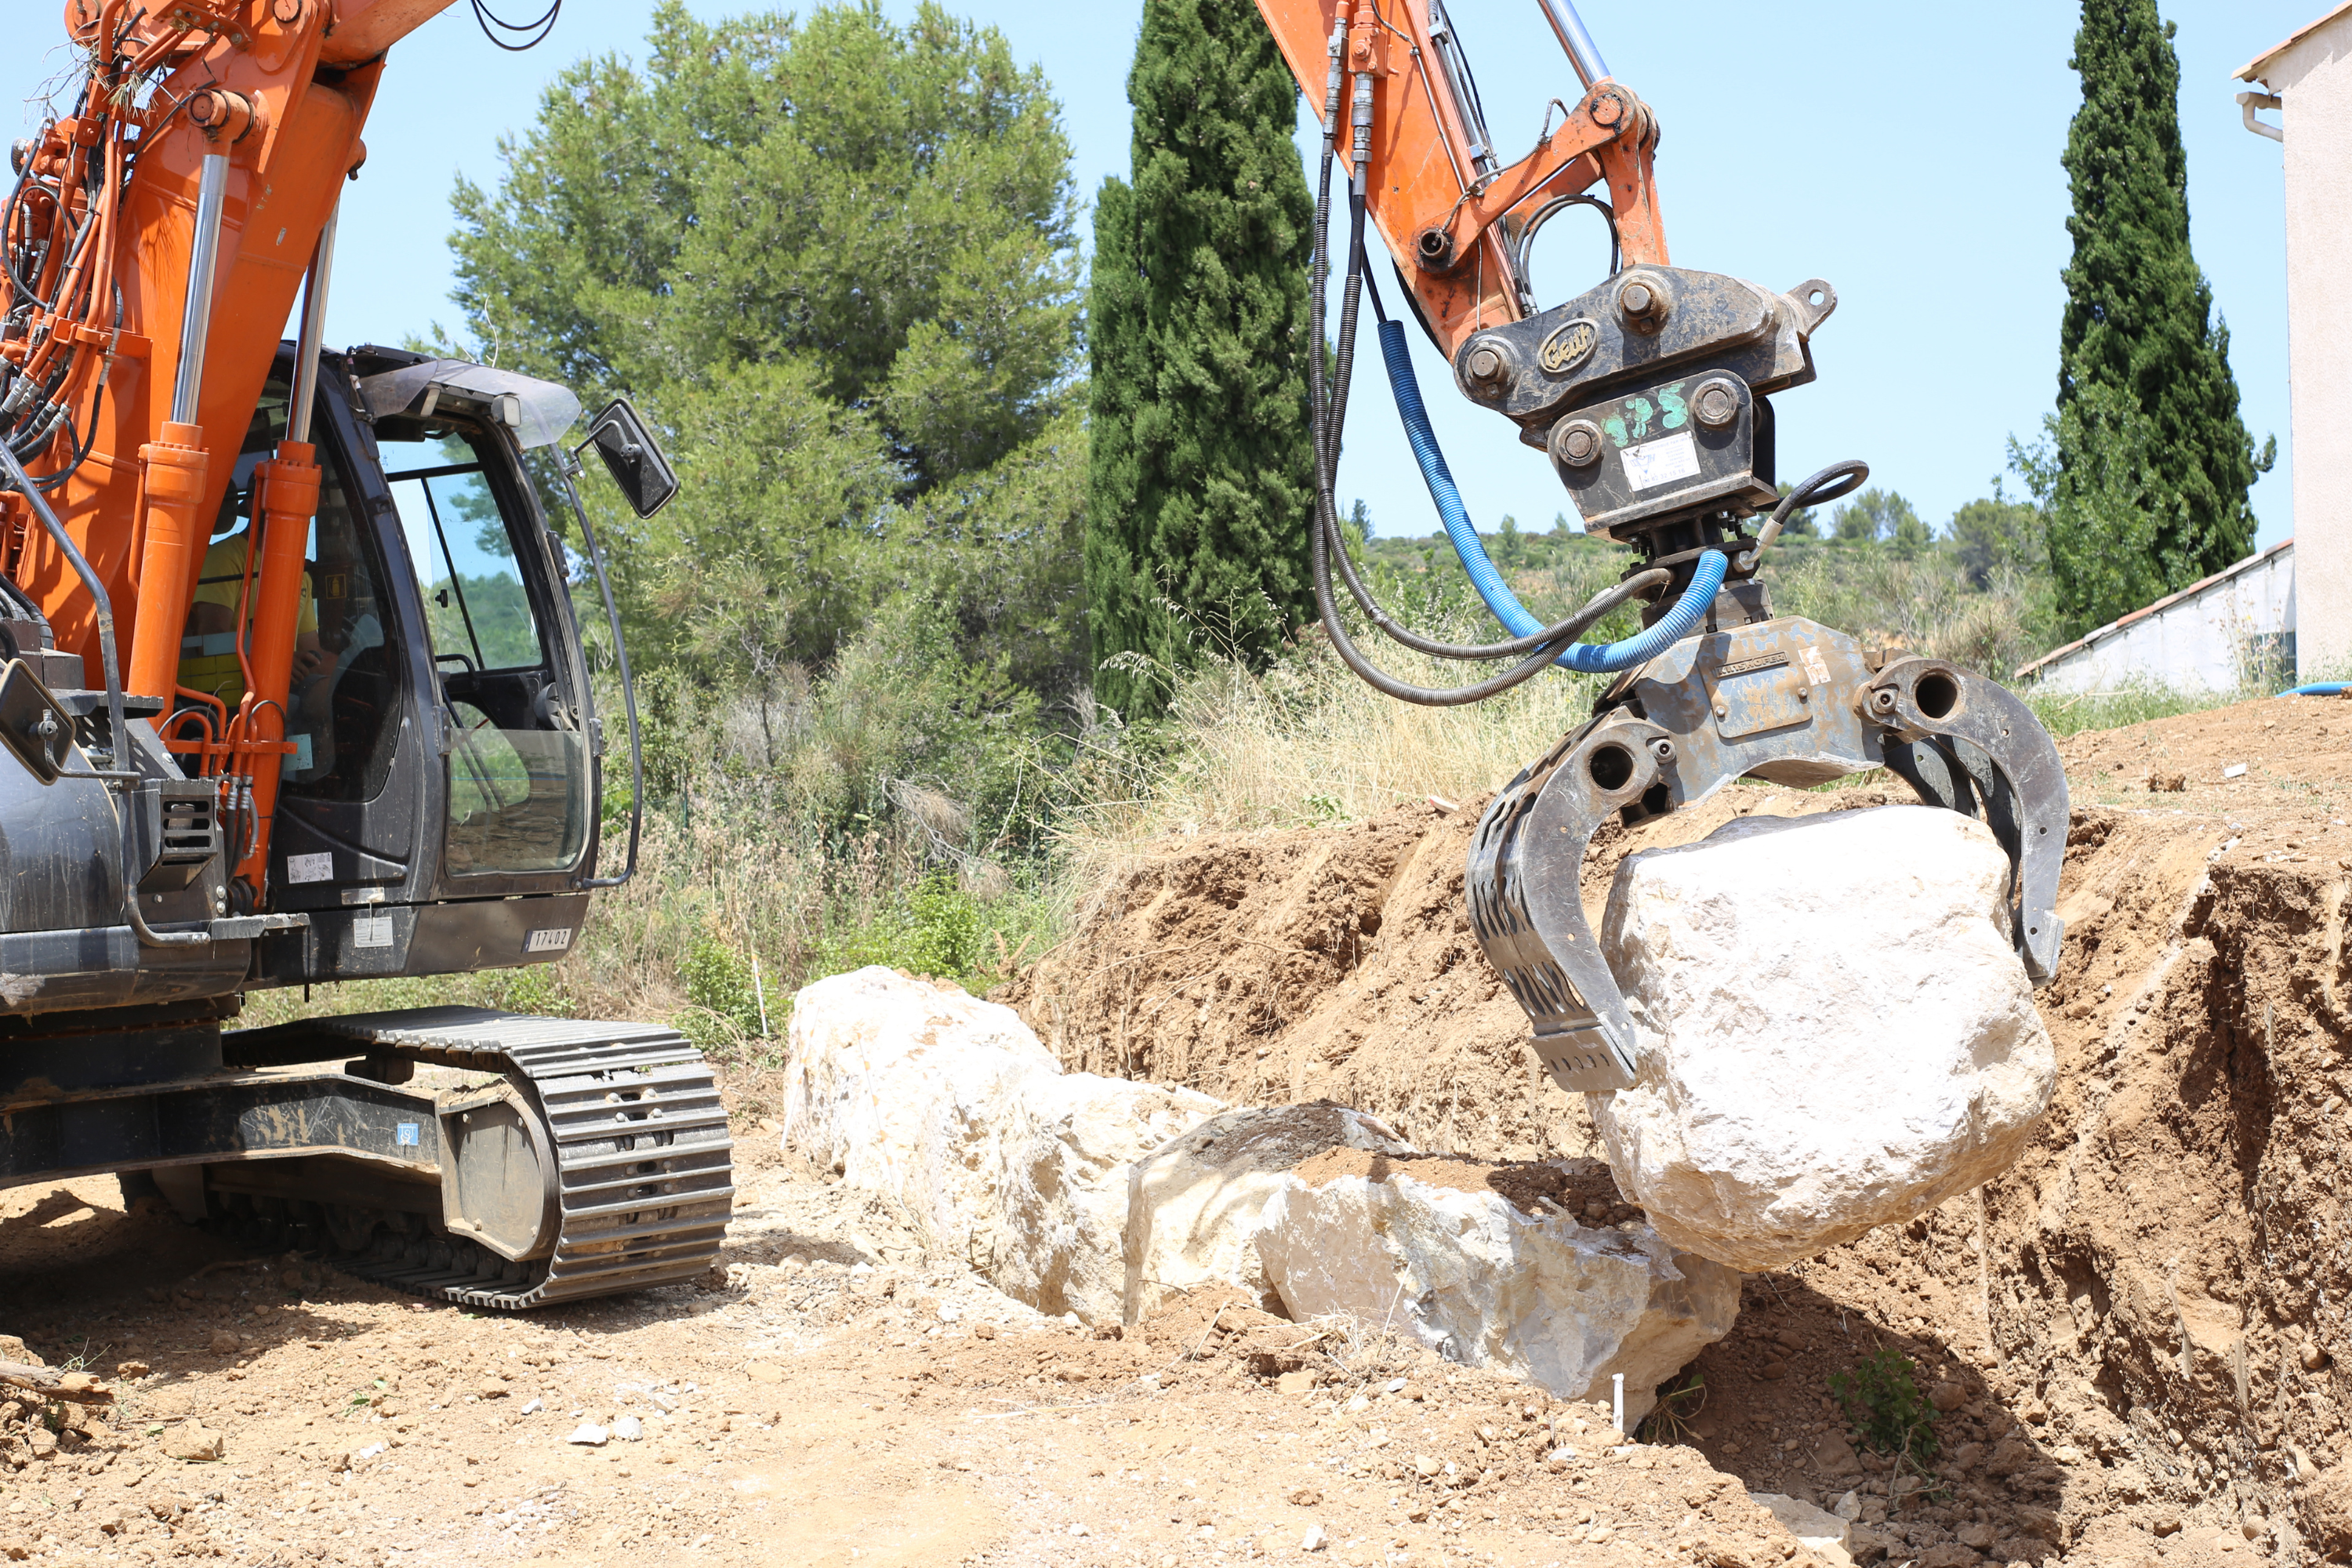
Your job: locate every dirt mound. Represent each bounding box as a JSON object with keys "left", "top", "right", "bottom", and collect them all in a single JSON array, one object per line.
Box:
[
  {"left": 1007, "top": 696, "right": 2352, "bottom": 1562},
  {"left": 1004, "top": 783, "right": 1900, "bottom": 1158},
  {"left": 2058, "top": 690, "right": 2352, "bottom": 826}
]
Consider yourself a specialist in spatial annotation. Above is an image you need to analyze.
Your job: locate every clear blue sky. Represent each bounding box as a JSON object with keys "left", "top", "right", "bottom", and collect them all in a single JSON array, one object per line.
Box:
[{"left": 3, "top": 1, "right": 2316, "bottom": 551}]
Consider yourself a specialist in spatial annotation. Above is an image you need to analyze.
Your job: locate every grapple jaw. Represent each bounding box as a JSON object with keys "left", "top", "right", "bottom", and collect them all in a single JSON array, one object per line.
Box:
[{"left": 1466, "top": 617, "right": 2069, "bottom": 1094}]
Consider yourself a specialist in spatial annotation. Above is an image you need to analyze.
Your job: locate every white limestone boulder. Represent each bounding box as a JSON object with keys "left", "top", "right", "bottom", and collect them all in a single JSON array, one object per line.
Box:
[
  {"left": 985, "top": 1073, "right": 1225, "bottom": 1322},
  {"left": 781, "top": 965, "right": 1221, "bottom": 1321},
  {"left": 1254, "top": 1166, "right": 1739, "bottom": 1421},
  {"left": 782, "top": 965, "right": 1059, "bottom": 1263},
  {"left": 1120, "top": 1102, "right": 1415, "bottom": 1323},
  {"left": 1593, "top": 805, "right": 2056, "bottom": 1272}
]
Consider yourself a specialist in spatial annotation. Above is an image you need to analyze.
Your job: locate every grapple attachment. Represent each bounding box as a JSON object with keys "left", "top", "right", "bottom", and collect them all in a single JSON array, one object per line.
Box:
[{"left": 1465, "top": 618, "right": 2068, "bottom": 1093}]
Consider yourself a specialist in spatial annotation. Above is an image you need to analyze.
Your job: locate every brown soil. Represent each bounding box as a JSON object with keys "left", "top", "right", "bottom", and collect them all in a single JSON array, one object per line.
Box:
[
  {"left": 0, "top": 1096, "right": 1815, "bottom": 1568},
  {"left": 1001, "top": 783, "right": 1898, "bottom": 1160},
  {"left": 1007, "top": 694, "right": 2352, "bottom": 1566}
]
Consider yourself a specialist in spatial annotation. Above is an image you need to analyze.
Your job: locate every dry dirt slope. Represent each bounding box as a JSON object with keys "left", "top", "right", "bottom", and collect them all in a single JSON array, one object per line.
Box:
[{"left": 1005, "top": 692, "right": 2352, "bottom": 1566}]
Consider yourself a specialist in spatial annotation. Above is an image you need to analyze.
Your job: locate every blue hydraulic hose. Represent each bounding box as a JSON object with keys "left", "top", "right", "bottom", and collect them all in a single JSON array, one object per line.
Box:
[
  {"left": 2281, "top": 683, "right": 2350, "bottom": 696},
  {"left": 1376, "top": 318, "right": 1722, "bottom": 673}
]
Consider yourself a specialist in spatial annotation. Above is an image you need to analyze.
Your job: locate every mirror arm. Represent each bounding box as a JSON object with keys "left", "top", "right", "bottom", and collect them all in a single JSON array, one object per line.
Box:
[{"left": 558, "top": 454, "right": 643, "bottom": 892}]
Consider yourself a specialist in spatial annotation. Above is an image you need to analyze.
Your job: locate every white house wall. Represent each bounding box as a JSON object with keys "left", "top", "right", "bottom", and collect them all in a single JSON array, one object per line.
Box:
[
  {"left": 2024, "top": 546, "right": 2297, "bottom": 697},
  {"left": 2249, "top": 14, "right": 2352, "bottom": 678}
]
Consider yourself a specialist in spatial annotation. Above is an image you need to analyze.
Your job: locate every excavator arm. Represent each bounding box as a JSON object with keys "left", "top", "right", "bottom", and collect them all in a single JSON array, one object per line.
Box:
[
  {"left": 1251, "top": 0, "right": 2072, "bottom": 1096},
  {"left": 1254, "top": 0, "right": 1664, "bottom": 358}
]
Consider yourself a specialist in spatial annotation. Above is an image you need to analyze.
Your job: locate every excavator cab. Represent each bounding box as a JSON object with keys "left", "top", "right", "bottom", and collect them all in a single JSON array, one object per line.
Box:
[
  {"left": 0, "top": 343, "right": 728, "bottom": 1308},
  {"left": 0, "top": 0, "right": 726, "bottom": 1308},
  {"left": 223, "top": 344, "right": 612, "bottom": 989}
]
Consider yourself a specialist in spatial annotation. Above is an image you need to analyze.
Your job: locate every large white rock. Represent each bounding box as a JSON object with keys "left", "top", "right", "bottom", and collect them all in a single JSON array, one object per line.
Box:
[
  {"left": 1120, "top": 1102, "right": 1415, "bottom": 1323},
  {"left": 782, "top": 965, "right": 1058, "bottom": 1262},
  {"left": 984, "top": 1073, "right": 1225, "bottom": 1322},
  {"left": 782, "top": 966, "right": 1221, "bottom": 1321},
  {"left": 1594, "top": 805, "right": 2056, "bottom": 1272},
  {"left": 1255, "top": 1169, "right": 1740, "bottom": 1421}
]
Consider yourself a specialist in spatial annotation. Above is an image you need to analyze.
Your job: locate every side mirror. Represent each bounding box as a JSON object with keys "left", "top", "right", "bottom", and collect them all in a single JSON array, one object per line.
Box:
[{"left": 583, "top": 397, "right": 678, "bottom": 519}]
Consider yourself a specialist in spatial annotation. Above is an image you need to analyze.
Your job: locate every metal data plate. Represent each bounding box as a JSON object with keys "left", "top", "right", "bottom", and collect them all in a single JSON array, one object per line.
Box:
[{"left": 1550, "top": 372, "right": 1778, "bottom": 541}]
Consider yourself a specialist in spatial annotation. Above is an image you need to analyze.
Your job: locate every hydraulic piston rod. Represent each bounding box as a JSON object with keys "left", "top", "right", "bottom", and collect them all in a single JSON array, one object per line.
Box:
[
  {"left": 1534, "top": 0, "right": 1610, "bottom": 89},
  {"left": 127, "top": 153, "right": 231, "bottom": 717}
]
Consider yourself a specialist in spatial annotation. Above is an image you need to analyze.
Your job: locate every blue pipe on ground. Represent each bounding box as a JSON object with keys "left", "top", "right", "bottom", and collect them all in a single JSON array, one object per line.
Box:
[
  {"left": 1376, "top": 319, "right": 1720, "bottom": 673},
  {"left": 2280, "top": 683, "right": 2350, "bottom": 696}
]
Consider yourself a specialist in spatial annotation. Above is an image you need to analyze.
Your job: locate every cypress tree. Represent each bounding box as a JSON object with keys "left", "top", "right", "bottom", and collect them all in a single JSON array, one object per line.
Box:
[
  {"left": 1084, "top": 0, "right": 1316, "bottom": 719},
  {"left": 2045, "top": 0, "right": 2273, "bottom": 635}
]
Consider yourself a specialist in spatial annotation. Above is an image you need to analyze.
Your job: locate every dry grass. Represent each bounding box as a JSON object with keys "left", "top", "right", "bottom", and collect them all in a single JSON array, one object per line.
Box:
[
  {"left": 1055, "top": 618, "right": 1613, "bottom": 895},
  {"left": 1051, "top": 546, "right": 2183, "bottom": 895}
]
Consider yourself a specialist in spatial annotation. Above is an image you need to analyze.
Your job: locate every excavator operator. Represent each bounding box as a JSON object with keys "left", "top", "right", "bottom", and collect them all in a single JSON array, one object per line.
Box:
[{"left": 178, "top": 408, "right": 325, "bottom": 738}]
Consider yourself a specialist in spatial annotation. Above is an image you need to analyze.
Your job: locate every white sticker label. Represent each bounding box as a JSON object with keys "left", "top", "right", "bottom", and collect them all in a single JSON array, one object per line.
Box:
[
  {"left": 290, "top": 732, "right": 314, "bottom": 773},
  {"left": 524, "top": 927, "right": 574, "bottom": 954},
  {"left": 1802, "top": 644, "right": 1833, "bottom": 688},
  {"left": 1620, "top": 430, "right": 1701, "bottom": 491},
  {"left": 286, "top": 851, "right": 333, "bottom": 884},
  {"left": 353, "top": 915, "right": 395, "bottom": 949}
]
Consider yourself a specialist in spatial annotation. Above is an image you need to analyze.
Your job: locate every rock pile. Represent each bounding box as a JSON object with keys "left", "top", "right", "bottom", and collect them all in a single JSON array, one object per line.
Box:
[
  {"left": 1594, "top": 806, "right": 2057, "bottom": 1272},
  {"left": 785, "top": 967, "right": 1742, "bottom": 1417}
]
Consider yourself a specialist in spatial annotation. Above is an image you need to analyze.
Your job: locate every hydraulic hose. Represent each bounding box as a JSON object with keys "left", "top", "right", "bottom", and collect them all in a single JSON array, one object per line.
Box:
[
  {"left": 1305, "top": 154, "right": 1680, "bottom": 697},
  {"left": 1373, "top": 314, "right": 1722, "bottom": 673},
  {"left": 2281, "top": 683, "right": 2349, "bottom": 697}
]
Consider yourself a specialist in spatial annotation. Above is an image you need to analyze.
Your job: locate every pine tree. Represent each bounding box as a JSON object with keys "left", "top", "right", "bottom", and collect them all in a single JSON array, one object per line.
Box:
[
  {"left": 2043, "top": 0, "right": 2273, "bottom": 635},
  {"left": 1083, "top": 0, "right": 1316, "bottom": 720}
]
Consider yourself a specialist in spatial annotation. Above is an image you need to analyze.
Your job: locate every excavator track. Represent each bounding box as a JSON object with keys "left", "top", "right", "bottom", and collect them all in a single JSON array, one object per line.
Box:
[{"left": 281, "top": 1008, "right": 734, "bottom": 1309}]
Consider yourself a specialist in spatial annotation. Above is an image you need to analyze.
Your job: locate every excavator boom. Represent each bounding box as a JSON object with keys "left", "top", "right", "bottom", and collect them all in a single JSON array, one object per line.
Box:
[{"left": 1253, "top": 0, "right": 1665, "bottom": 357}]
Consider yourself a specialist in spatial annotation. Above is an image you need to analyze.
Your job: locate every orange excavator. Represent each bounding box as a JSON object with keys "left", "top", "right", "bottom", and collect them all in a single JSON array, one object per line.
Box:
[
  {"left": 1251, "top": 0, "right": 2071, "bottom": 1091},
  {"left": 0, "top": 0, "right": 728, "bottom": 1306}
]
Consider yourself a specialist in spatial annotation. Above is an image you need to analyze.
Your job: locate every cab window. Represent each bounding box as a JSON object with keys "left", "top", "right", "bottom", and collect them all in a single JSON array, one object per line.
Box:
[{"left": 377, "top": 419, "right": 587, "bottom": 877}]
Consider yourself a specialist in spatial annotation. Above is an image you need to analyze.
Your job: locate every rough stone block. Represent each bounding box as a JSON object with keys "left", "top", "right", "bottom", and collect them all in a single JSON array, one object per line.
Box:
[
  {"left": 781, "top": 965, "right": 1059, "bottom": 1261},
  {"left": 1120, "top": 1102, "right": 1414, "bottom": 1323},
  {"left": 985, "top": 1072, "right": 1225, "bottom": 1322},
  {"left": 1254, "top": 1167, "right": 1739, "bottom": 1421},
  {"left": 1595, "top": 806, "right": 2056, "bottom": 1271},
  {"left": 782, "top": 965, "right": 1220, "bottom": 1321}
]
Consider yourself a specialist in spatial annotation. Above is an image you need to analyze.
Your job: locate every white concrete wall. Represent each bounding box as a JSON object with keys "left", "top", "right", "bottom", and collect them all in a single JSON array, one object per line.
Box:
[
  {"left": 2260, "top": 18, "right": 2352, "bottom": 679},
  {"left": 2025, "top": 546, "right": 2296, "bottom": 697}
]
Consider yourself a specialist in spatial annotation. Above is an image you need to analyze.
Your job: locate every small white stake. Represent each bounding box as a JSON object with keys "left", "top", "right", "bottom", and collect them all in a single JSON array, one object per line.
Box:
[
  {"left": 752, "top": 952, "right": 770, "bottom": 1037},
  {"left": 1613, "top": 1373, "right": 1624, "bottom": 1436}
]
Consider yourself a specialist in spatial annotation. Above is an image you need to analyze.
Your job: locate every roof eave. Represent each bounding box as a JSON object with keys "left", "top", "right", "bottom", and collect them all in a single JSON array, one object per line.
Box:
[{"left": 2238, "top": 0, "right": 2352, "bottom": 83}]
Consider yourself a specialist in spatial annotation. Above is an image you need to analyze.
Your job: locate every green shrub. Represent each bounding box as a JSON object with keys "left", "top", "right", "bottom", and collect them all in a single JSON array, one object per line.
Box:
[
  {"left": 679, "top": 932, "right": 766, "bottom": 1044},
  {"left": 810, "top": 869, "right": 1050, "bottom": 993},
  {"left": 902, "top": 873, "right": 983, "bottom": 978},
  {"left": 1830, "top": 1347, "right": 1939, "bottom": 1466},
  {"left": 490, "top": 964, "right": 559, "bottom": 1018}
]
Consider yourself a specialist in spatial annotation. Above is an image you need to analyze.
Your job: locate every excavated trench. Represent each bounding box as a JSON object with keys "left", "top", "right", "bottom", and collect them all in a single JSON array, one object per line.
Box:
[{"left": 1004, "top": 695, "right": 2352, "bottom": 1564}]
